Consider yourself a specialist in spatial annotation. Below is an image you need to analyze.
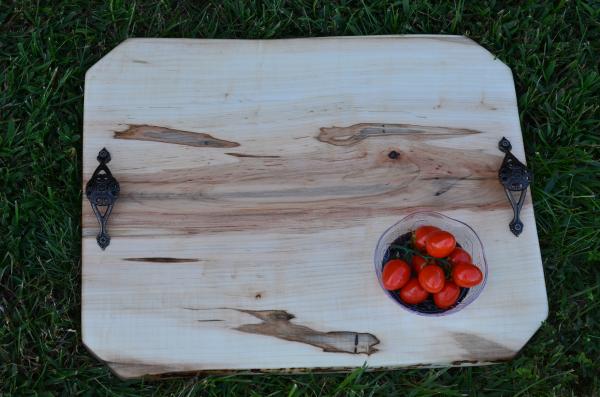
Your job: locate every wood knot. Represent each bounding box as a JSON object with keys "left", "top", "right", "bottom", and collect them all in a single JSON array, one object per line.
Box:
[{"left": 388, "top": 150, "right": 400, "bottom": 160}]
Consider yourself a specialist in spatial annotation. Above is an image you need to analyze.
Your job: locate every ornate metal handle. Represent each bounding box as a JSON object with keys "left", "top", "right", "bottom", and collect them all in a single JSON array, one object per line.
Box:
[
  {"left": 85, "top": 148, "right": 120, "bottom": 249},
  {"left": 498, "top": 137, "right": 532, "bottom": 236}
]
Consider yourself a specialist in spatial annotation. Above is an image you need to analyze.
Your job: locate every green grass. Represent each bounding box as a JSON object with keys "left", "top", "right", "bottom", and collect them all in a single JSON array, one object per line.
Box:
[{"left": 1, "top": 0, "right": 599, "bottom": 395}]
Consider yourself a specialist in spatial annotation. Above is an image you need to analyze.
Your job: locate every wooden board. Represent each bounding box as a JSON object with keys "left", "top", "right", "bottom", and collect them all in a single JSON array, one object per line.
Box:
[{"left": 82, "top": 36, "right": 548, "bottom": 379}]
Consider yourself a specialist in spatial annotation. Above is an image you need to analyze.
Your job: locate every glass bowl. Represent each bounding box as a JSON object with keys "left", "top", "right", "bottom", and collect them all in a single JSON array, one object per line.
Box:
[{"left": 374, "top": 211, "right": 487, "bottom": 316}]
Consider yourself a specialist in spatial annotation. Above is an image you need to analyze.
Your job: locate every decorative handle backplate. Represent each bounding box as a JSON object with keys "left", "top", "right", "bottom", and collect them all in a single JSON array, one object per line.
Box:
[
  {"left": 85, "top": 148, "right": 120, "bottom": 249},
  {"left": 498, "top": 137, "right": 532, "bottom": 236}
]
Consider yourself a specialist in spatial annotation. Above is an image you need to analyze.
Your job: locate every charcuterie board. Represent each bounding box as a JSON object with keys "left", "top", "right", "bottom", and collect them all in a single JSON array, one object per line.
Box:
[{"left": 82, "top": 36, "right": 548, "bottom": 379}]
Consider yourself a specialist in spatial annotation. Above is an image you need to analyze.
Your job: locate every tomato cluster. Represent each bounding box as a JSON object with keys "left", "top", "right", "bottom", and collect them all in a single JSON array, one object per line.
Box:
[{"left": 382, "top": 225, "right": 483, "bottom": 310}]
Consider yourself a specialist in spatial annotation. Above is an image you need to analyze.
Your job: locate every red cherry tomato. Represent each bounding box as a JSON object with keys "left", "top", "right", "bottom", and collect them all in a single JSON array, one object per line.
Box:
[
  {"left": 399, "top": 278, "right": 429, "bottom": 304},
  {"left": 433, "top": 281, "right": 461, "bottom": 309},
  {"left": 447, "top": 247, "right": 472, "bottom": 265},
  {"left": 452, "top": 263, "right": 483, "bottom": 288},
  {"left": 411, "top": 255, "right": 430, "bottom": 273},
  {"left": 418, "top": 264, "right": 446, "bottom": 293},
  {"left": 382, "top": 259, "right": 411, "bottom": 290},
  {"left": 425, "top": 230, "right": 456, "bottom": 258},
  {"left": 413, "top": 225, "right": 440, "bottom": 251}
]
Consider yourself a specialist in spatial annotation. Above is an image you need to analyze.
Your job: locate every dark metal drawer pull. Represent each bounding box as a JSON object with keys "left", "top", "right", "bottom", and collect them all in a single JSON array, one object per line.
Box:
[
  {"left": 498, "top": 137, "right": 532, "bottom": 236},
  {"left": 85, "top": 148, "right": 120, "bottom": 249}
]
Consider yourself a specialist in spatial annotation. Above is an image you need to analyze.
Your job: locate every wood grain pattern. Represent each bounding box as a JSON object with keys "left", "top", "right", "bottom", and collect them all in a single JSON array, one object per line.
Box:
[
  {"left": 86, "top": 140, "right": 505, "bottom": 236},
  {"left": 82, "top": 36, "right": 548, "bottom": 379},
  {"left": 115, "top": 124, "right": 240, "bottom": 148},
  {"left": 317, "top": 123, "right": 480, "bottom": 146}
]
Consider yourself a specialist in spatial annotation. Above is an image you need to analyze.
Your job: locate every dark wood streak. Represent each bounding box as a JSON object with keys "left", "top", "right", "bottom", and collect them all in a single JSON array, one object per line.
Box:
[
  {"left": 233, "top": 308, "right": 379, "bottom": 355},
  {"left": 182, "top": 307, "right": 379, "bottom": 355},
  {"left": 317, "top": 123, "right": 480, "bottom": 146},
  {"left": 434, "top": 176, "right": 468, "bottom": 196},
  {"left": 226, "top": 153, "right": 281, "bottom": 159},
  {"left": 114, "top": 125, "right": 240, "bottom": 148},
  {"left": 451, "top": 359, "right": 480, "bottom": 365},
  {"left": 405, "top": 363, "right": 434, "bottom": 368},
  {"left": 123, "top": 257, "right": 200, "bottom": 263},
  {"left": 451, "top": 332, "right": 515, "bottom": 361}
]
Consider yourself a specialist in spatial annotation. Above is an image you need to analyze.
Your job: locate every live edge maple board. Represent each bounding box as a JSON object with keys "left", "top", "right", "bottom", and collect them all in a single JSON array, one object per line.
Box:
[{"left": 82, "top": 36, "right": 548, "bottom": 379}]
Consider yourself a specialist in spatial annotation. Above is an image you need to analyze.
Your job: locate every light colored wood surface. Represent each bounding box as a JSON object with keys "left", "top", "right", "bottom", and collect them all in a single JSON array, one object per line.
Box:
[{"left": 82, "top": 36, "right": 548, "bottom": 379}]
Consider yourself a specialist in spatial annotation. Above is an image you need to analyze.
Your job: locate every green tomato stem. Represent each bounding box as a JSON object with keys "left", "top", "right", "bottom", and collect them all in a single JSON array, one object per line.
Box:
[{"left": 389, "top": 244, "right": 453, "bottom": 275}]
